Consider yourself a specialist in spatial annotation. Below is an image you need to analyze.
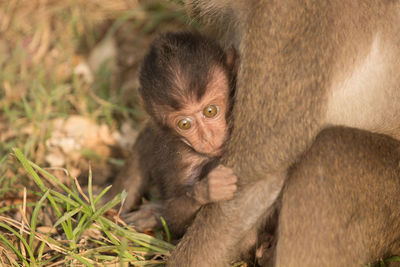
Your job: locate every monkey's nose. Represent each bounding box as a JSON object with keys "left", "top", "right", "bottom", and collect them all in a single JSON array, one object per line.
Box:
[
  {"left": 203, "top": 132, "right": 214, "bottom": 142},
  {"left": 201, "top": 138, "right": 221, "bottom": 155},
  {"left": 198, "top": 125, "right": 213, "bottom": 143}
]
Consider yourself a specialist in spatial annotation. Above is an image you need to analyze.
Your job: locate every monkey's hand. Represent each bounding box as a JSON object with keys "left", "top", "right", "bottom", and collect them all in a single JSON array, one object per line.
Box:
[
  {"left": 121, "top": 202, "right": 163, "bottom": 231},
  {"left": 193, "top": 165, "right": 238, "bottom": 205}
]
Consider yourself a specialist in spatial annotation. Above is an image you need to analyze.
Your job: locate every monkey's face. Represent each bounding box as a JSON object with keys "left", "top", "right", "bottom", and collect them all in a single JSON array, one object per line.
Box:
[{"left": 167, "top": 69, "right": 230, "bottom": 157}]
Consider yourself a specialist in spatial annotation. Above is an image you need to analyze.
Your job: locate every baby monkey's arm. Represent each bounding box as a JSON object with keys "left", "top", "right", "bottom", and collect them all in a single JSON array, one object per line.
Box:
[{"left": 162, "top": 162, "right": 238, "bottom": 237}]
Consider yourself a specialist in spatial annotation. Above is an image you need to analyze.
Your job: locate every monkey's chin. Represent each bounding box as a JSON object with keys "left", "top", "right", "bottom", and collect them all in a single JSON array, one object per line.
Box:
[{"left": 203, "top": 148, "right": 223, "bottom": 157}]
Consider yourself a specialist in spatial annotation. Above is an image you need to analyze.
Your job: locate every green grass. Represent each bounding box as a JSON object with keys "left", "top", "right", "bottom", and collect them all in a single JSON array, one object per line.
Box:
[
  {"left": 0, "top": 0, "right": 187, "bottom": 265},
  {"left": 0, "top": 148, "right": 173, "bottom": 266},
  {"left": 0, "top": 0, "right": 190, "bottom": 171}
]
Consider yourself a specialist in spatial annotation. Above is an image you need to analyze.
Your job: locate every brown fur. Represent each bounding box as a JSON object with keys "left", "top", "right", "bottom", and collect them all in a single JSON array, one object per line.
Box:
[
  {"left": 107, "top": 32, "right": 239, "bottom": 238},
  {"left": 275, "top": 127, "right": 400, "bottom": 266},
  {"left": 107, "top": 122, "right": 156, "bottom": 213},
  {"left": 109, "top": 120, "right": 232, "bottom": 237},
  {"left": 167, "top": 1, "right": 400, "bottom": 266}
]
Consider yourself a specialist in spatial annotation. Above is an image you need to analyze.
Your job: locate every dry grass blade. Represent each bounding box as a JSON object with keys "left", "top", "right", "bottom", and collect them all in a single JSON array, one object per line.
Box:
[{"left": 0, "top": 0, "right": 189, "bottom": 265}]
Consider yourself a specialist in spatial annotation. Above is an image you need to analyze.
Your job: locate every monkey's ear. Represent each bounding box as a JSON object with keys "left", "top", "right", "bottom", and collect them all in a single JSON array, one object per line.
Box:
[{"left": 225, "top": 46, "right": 239, "bottom": 73}]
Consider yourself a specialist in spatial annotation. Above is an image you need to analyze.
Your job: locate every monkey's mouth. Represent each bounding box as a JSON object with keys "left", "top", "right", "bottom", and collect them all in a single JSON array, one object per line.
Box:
[
  {"left": 181, "top": 138, "right": 224, "bottom": 156},
  {"left": 200, "top": 147, "right": 223, "bottom": 157},
  {"left": 211, "top": 148, "right": 223, "bottom": 156}
]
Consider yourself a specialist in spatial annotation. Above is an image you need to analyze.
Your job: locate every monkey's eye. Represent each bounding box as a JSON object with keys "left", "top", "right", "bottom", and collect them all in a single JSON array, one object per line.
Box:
[
  {"left": 177, "top": 118, "right": 192, "bottom": 130},
  {"left": 203, "top": 105, "right": 219, "bottom": 118}
]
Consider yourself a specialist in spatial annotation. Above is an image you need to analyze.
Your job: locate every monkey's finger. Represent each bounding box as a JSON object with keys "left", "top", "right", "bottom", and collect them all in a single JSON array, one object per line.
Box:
[
  {"left": 223, "top": 184, "right": 237, "bottom": 193},
  {"left": 210, "top": 166, "right": 235, "bottom": 178},
  {"left": 213, "top": 165, "right": 235, "bottom": 174},
  {"left": 221, "top": 175, "right": 238, "bottom": 184},
  {"left": 212, "top": 184, "right": 237, "bottom": 198},
  {"left": 122, "top": 203, "right": 162, "bottom": 224},
  {"left": 211, "top": 174, "right": 237, "bottom": 186},
  {"left": 215, "top": 189, "right": 236, "bottom": 201},
  {"left": 125, "top": 216, "right": 161, "bottom": 232},
  {"left": 209, "top": 177, "right": 237, "bottom": 190},
  {"left": 209, "top": 167, "right": 237, "bottom": 178}
]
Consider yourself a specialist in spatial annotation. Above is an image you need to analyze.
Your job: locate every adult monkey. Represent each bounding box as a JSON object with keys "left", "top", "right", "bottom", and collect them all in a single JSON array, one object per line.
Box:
[{"left": 168, "top": 1, "right": 400, "bottom": 266}]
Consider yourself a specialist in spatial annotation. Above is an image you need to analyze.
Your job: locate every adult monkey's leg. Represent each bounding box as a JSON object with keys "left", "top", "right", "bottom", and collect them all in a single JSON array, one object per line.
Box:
[{"left": 276, "top": 127, "right": 400, "bottom": 266}]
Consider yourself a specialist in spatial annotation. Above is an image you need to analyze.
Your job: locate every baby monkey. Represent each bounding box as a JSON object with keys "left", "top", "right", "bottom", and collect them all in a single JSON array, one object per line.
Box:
[
  {"left": 139, "top": 31, "right": 239, "bottom": 236},
  {"left": 109, "top": 31, "right": 239, "bottom": 237}
]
